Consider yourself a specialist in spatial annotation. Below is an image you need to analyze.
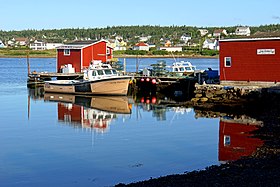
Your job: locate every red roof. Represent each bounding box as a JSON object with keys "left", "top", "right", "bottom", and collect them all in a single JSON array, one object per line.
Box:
[{"left": 135, "top": 42, "right": 148, "bottom": 47}]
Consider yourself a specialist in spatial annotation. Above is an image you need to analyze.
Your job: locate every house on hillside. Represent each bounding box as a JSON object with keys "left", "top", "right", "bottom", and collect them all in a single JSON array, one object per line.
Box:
[
  {"left": 213, "top": 29, "right": 228, "bottom": 38},
  {"left": 29, "top": 40, "right": 47, "bottom": 50},
  {"left": 46, "top": 43, "right": 64, "bottom": 50},
  {"left": 0, "top": 40, "right": 5, "bottom": 48},
  {"left": 133, "top": 42, "right": 149, "bottom": 51},
  {"left": 198, "top": 29, "right": 209, "bottom": 36},
  {"left": 219, "top": 37, "right": 280, "bottom": 86},
  {"left": 14, "top": 37, "right": 29, "bottom": 46},
  {"left": 158, "top": 46, "right": 182, "bottom": 52},
  {"left": 180, "top": 34, "right": 192, "bottom": 43},
  {"left": 235, "top": 26, "right": 251, "bottom": 36},
  {"left": 56, "top": 40, "right": 113, "bottom": 73},
  {"left": 203, "top": 39, "right": 219, "bottom": 50}
]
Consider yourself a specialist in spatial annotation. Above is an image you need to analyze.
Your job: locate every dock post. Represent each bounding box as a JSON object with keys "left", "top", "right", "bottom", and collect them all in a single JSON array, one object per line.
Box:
[
  {"left": 123, "top": 58, "right": 126, "bottom": 74},
  {"left": 27, "top": 49, "right": 30, "bottom": 75}
]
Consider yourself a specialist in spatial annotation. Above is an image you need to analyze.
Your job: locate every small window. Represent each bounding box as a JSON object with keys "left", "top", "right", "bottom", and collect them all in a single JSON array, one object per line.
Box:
[
  {"left": 97, "top": 70, "right": 104, "bottom": 75},
  {"left": 104, "top": 69, "right": 112, "bottom": 75},
  {"left": 92, "top": 71, "right": 97, "bottom": 76},
  {"left": 224, "top": 135, "right": 231, "bottom": 146},
  {"left": 112, "top": 69, "right": 117, "bottom": 75},
  {"left": 225, "top": 57, "right": 231, "bottom": 67},
  {"left": 64, "top": 49, "right": 70, "bottom": 56}
]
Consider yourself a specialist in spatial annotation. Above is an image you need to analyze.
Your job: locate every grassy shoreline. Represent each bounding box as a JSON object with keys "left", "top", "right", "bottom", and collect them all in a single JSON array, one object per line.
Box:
[{"left": 0, "top": 49, "right": 218, "bottom": 59}]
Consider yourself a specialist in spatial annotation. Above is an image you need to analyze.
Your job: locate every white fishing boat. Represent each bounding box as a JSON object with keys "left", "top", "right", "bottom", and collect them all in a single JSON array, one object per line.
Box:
[
  {"left": 44, "top": 61, "right": 131, "bottom": 95},
  {"left": 170, "top": 61, "right": 197, "bottom": 76}
]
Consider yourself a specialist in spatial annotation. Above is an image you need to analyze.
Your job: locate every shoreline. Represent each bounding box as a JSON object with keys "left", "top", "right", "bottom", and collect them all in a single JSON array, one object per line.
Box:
[
  {"left": 0, "top": 54, "right": 218, "bottom": 59},
  {"left": 116, "top": 94, "right": 280, "bottom": 186}
]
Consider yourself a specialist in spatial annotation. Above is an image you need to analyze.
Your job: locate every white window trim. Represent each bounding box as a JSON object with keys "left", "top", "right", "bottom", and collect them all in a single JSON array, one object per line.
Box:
[
  {"left": 224, "top": 57, "right": 231, "bottom": 67},
  {"left": 64, "top": 49, "right": 70, "bottom": 56}
]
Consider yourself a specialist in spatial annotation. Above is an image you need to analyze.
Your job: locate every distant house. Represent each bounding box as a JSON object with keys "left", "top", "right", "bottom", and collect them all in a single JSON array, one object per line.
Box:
[
  {"left": 235, "top": 26, "right": 251, "bottom": 36},
  {"left": 56, "top": 40, "right": 113, "bottom": 73},
  {"left": 158, "top": 46, "right": 182, "bottom": 52},
  {"left": 14, "top": 37, "right": 29, "bottom": 46},
  {"left": 133, "top": 42, "right": 149, "bottom": 51},
  {"left": 0, "top": 40, "right": 5, "bottom": 48},
  {"left": 139, "top": 36, "right": 151, "bottom": 42},
  {"left": 180, "top": 34, "right": 192, "bottom": 43},
  {"left": 203, "top": 39, "right": 219, "bottom": 50},
  {"left": 213, "top": 29, "right": 228, "bottom": 37},
  {"left": 29, "top": 40, "right": 47, "bottom": 50},
  {"left": 198, "top": 29, "right": 209, "bottom": 36},
  {"left": 113, "top": 36, "right": 127, "bottom": 51},
  {"left": 46, "top": 43, "right": 64, "bottom": 50}
]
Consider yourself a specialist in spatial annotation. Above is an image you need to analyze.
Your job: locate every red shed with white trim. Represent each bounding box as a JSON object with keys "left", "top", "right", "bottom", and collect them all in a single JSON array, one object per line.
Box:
[
  {"left": 56, "top": 40, "right": 113, "bottom": 73},
  {"left": 219, "top": 37, "right": 280, "bottom": 85}
]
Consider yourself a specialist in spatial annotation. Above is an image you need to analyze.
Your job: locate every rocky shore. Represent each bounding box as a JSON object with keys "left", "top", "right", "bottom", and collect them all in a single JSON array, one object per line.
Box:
[{"left": 116, "top": 87, "right": 280, "bottom": 187}]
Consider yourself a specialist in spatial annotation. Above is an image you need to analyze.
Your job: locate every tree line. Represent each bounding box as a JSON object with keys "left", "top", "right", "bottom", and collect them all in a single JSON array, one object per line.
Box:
[{"left": 1, "top": 24, "right": 280, "bottom": 44}]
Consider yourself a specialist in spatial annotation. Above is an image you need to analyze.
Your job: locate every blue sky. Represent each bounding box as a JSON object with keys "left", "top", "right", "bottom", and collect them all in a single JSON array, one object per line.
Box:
[{"left": 1, "top": 0, "right": 280, "bottom": 31}]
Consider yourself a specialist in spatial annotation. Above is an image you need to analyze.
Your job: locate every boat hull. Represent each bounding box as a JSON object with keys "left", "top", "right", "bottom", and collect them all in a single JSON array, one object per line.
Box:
[{"left": 44, "top": 77, "right": 131, "bottom": 96}]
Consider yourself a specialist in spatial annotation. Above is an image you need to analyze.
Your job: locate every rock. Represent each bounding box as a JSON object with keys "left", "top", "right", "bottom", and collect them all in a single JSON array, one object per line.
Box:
[
  {"left": 191, "top": 98, "right": 200, "bottom": 102},
  {"left": 195, "top": 94, "right": 203, "bottom": 98},
  {"left": 200, "top": 97, "right": 209, "bottom": 102}
]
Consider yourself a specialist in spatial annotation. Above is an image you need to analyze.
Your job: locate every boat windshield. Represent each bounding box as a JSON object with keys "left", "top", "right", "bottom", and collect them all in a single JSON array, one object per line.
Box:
[
  {"left": 179, "top": 67, "right": 185, "bottom": 71},
  {"left": 97, "top": 70, "right": 104, "bottom": 75},
  {"left": 112, "top": 69, "right": 117, "bottom": 75},
  {"left": 104, "top": 69, "right": 112, "bottom": 75}
]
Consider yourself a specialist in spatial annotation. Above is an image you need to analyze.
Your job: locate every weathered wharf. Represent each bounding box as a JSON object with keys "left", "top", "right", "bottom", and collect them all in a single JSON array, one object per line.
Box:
[{"left": 27, "top": 72, "right": 83, "bottom": 88}]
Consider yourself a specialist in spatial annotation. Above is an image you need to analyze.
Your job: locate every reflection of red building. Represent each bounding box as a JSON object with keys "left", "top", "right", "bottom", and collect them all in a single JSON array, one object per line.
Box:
[
  {"left": 58, "top": 103, "right": 82, "bottom": 123},
  {"left": 219, "top": 119, "right": 264, "bottom": 161},
  {"left": 57, "top": 103, "right": 113, "bottom": 133}
]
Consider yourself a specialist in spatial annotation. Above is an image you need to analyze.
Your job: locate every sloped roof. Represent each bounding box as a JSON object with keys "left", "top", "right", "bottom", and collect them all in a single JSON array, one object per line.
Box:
[
  {"left": 135, "top": 42, "right": 148, "bottom": 47},
  {"left": 56, "top": 40, "right": 109, "bottom": 49}
]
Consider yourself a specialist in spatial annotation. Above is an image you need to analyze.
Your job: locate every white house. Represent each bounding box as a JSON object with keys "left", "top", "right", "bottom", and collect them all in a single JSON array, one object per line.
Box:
[
  {"left": 198, "top": 29, "right": 209, "bottom": 36},
  {"left": 213, "top": 29, "right": 228, "bottom": 37},
  {"left": 235, "top": 26, "right": 251, "bottom": 36},
  {"left": 29, "top": 40, "right": 46, "bottom": 50},
  {"left": 46, "top": 43, "right": 63, "bottom": 50},
  {"left": 14, "top": 37, "right": 28, "bottom": 46},
  {"left": 133, "top": 42, "right": 149, "bottom": 51},
  {"left": 180, "top": 34, "right": 192, "bottom": 43},
  {"left": 202, "top": 39, "right": 219, "bottom": 50},
  {"left": 0, "top": 40, "right": 5, "bottom": 48},
  {"left": 158, "top": 46, "right": 182, "bottom": 52},
  {"left": 139, "top": 36, "right": 151, "bottom": 42}
]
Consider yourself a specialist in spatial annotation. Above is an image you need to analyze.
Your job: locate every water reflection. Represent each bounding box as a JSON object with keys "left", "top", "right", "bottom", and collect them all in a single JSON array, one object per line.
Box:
[
  {"left": 194, "top": 109, "right": 264, "bottom": 162},
  {"left": 44, "top": 93, "right": 132, "bottom": 133},
  {"left": 219, "top": 116, "right": 264, "bottom": 162},
  {"left": 26, "top": 88, "right": 265, "bottom": 185}
]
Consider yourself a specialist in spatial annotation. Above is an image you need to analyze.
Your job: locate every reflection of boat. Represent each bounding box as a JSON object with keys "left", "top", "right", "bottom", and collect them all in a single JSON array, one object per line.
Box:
[
  {"left": 44, "top": 93, "right": 132, "bottom": 114},
  {"left": 44, "top": 61, "right": 131, "bottom": 95},
  {"left": 44, "top": 93, "right": 132, "bottom": 133}
]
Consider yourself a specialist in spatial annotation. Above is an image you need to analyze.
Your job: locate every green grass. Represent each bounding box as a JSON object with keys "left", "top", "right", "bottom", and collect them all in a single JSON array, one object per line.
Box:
[{"left": 0, "top": 48, "right": 56, "bottom": 57}]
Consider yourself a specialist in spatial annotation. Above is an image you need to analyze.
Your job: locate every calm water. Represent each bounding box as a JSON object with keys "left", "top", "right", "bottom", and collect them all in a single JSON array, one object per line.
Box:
[{"left": 0, "top": 58, "right": 262, "bottom": 187}]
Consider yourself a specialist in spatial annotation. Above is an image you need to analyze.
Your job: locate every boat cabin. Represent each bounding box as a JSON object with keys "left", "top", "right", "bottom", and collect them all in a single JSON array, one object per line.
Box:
[
  {"left": 171, "top": 61, "right": 196, "bottom": 76},
  {"left": 83, "top": 61, "right": 118, "bottom": 81}
]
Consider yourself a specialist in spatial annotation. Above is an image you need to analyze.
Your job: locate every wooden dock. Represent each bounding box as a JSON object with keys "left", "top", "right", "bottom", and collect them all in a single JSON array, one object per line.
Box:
[{"left": 27, "top": 72, "right": 83, "bottom": 88}]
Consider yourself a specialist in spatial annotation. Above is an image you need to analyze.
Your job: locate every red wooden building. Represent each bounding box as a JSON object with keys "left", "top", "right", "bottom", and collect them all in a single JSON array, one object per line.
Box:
[
  {"left": 219, "top": 37, "right": 280, "bottom": 85},
  {"left": 56, "top": 40, "right": 113, "bottom": 73}
]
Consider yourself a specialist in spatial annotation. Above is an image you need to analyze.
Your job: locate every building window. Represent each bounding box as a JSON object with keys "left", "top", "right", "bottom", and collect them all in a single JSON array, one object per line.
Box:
[
  {"left": 224, "top": 135, "right": 231, "bottom": 146},
  {"left": 64, "top": 49, "right": 70, "bottom": 56},
  {"left": 225, "top": 57, "right": 231, "bottom": 67}
]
